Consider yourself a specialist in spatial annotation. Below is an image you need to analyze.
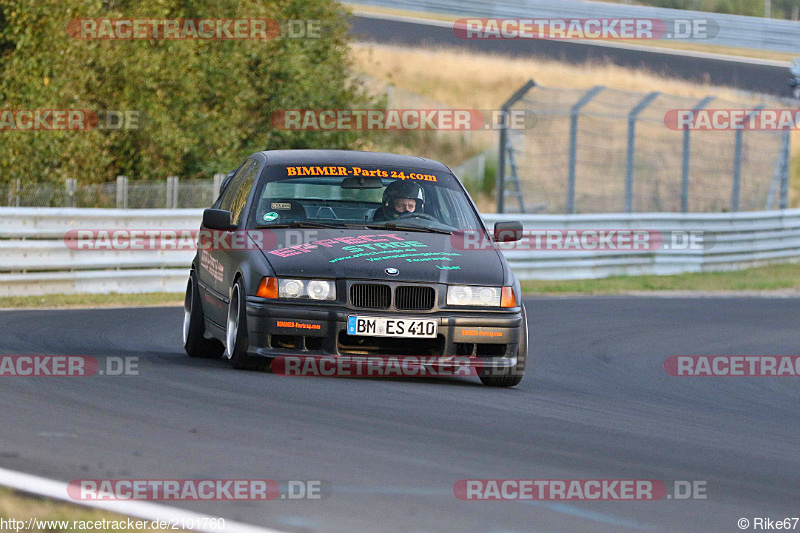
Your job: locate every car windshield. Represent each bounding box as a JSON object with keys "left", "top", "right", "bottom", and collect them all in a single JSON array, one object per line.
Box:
[{"left": 251, "top": 164, "right": 483, "bottom": 232}]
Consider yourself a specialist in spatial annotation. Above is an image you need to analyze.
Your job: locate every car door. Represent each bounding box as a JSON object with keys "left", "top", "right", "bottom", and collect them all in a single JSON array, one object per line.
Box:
[{"left": 198, "top": 158, "right": 260, "bottom": 326}]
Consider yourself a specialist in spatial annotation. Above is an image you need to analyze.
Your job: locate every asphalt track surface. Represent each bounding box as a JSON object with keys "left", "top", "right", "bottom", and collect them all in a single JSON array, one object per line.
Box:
[
  {"left": 349, "top": 15, "right": 796, "bottom": 98},
  {"left": 0, "top": 297, "right": 798, "bottom": 532}
]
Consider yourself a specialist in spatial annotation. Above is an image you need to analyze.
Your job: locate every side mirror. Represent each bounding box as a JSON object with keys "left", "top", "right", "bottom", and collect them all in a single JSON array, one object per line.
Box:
[
  {"left": 494, "top": 221, "right": 523, "bottom": 242},
  {"left": 203, "top": 209, "right": 236, "bottom": 231}
]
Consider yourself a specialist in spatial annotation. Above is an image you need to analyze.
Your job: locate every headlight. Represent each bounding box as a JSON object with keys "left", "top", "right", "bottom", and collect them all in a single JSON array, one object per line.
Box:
[
  {"left": 280, "top": 279, "right": 303, "bottom": 298},
  {"left": 277, "top": 279, "right": 336, "bottom": 301},
  {"left": 307, "top": 280, "right": 333, "bottom": 300},
  {"left": 447, "top": 285, "right": 501, "bottom": 307}
]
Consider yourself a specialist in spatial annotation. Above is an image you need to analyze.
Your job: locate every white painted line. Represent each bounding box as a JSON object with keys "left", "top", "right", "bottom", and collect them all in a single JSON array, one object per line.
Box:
[
  {"left": 0, "top": 467, "right": 287, "bottom": 533},
  {"left": 352, "top": 10, "right": 792, "bottom": 68}
]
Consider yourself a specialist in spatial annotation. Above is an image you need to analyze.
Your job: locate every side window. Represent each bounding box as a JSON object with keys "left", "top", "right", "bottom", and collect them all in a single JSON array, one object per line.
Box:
[{"left": 218, "top": 159, "right": 259, "bottom": 226}]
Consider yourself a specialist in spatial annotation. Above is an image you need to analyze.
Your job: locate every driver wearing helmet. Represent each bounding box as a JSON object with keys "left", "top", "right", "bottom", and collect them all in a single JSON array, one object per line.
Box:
[{"left": 377, "top": 180, "right": 426, "bottom": 221}]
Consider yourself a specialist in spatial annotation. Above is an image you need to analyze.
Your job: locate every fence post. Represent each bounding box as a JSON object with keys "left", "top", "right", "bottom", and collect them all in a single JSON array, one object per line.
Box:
[
  {"left": 386, "top": 85, "right": 394, "bottom": 109},
  {"left": 625, "top": 92, "right": 660, "bottom": 213},
  {"left": 15, "top": 178, "right": 20, "bottom": 207},
  {"left": 166, "top": 176, "right": 178, "bottom": 209},
  {"left": 213, "top": 173, "right": 224, "bottom": 201},
  {"left": 567, "top": 86, "right": 604, "bottom": 214},
  {"left": 497, "top": 79, "right": 536, "bottom": 214},
  {"left": 65, "top": 178, "right": 77, "bottom": 208},
  {"left": 731, "top": 105, "right": 765, "bottom": 212},
  {"left": 116, "top": 175, "right": 128, "bottom": 209},
  {"left": 8, "top": 180, "right": 15, "bottom": 207},
  {"left": 681, "top": 96, "right": 714, "bottom": 213}
]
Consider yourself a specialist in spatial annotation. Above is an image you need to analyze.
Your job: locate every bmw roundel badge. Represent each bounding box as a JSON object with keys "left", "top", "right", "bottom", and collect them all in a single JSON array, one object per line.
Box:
[{"left": 385, "top": 268, "right": 399, "bottom": 276}]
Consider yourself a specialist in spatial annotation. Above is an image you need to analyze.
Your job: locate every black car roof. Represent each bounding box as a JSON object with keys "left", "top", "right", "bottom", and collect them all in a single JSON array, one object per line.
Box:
[{"left": 257, "top": 149, "right": 452, "bottom": 173}]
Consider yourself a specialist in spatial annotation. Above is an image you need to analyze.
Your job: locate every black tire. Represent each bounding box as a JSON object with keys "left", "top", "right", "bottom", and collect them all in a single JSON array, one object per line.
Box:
[
  {"left": 479, "top": 304, "right": 527, "bottom": 387},
  {"left": 225, "top": 279, "right": 268, "bottom": 371},
  {"left": 183, "top": 273, "right": 225, "bottom": 359}
]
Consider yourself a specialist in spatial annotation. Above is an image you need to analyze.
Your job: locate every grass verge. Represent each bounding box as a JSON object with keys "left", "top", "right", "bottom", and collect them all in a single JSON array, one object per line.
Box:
[
  {"left": 0, "top": 292, "right": 183, "bottom": 309},
  {"left": 0, "top": 487, "right": 177, "bottom": 532},
  {"left": 521, "top": 262, "right": 800, "bottom": 294}
]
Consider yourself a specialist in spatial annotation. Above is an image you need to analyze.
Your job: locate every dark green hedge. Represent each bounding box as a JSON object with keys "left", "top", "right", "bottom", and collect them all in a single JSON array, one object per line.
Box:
[{"left": 0, "top": 0, "right": 369, "bottom": 185}]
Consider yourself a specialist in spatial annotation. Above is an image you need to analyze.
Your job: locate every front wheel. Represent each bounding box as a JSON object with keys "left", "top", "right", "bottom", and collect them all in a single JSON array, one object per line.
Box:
[
  {"left": 479, "top": 304, "right": 527, "bottom": 387},
  {"left": 226, "top": 279, "right": 268, "bottom": 371}
]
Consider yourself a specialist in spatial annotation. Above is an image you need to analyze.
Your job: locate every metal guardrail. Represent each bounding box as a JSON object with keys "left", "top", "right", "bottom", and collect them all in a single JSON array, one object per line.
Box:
[
  {"left": 2, "top": 207, "right": 800, "bottom": 296},
  {"left": 349, "top": 0, "right": 800, "bottom": 55},
  {"left": 0, "top": 209, "right": 202, "bottom": 296},
  {"left": 490, "top": 210, "right": 800, "bottom": 279}
]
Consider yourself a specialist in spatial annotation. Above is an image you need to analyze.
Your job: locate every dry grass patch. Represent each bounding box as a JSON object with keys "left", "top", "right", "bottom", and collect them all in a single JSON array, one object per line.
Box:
[{"left": 350, "top": 42, "right": 774, "bottom": 107}]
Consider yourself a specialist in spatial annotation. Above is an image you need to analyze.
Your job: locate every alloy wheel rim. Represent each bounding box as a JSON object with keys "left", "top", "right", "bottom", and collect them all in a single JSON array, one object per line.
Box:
[
  {"left": 226, "top": 285, "right": 239, "bottom": 359},
  {"left": 182, "top": 279, "right": 192, "bottom": 346}
]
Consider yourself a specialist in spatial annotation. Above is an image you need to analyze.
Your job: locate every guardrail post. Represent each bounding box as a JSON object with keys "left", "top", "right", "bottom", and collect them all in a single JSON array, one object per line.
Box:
[
  {"left": 497, "top": 79, "right": 536, "bottom": 214},
  {"left": 681, "top": 96, "right": 714, "bottom": 213},
  {"left": 625, "top": 92, "right": 660, "bottom": 213},
  {"left": 116, "top": 175, "right": 128, "bottom": 209},
  {"left": 166, "top": 176, "right": 178, "bottom": 209},
  {"left": 213, "top": 173, "right": 224, "bottom": 201},
  {"left": 567, "top": 86, "right": 604, "bottom": 214},
  {"left": 731, "top": 105, "right": 765, "bottom": 212},
  {"left": 65, "top": 178, "right": 77, "bottom": 208}
]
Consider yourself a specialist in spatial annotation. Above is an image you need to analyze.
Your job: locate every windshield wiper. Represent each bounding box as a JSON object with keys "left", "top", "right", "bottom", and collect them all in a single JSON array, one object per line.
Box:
[
  {"left": 364, "top": 223, "right": 453, "bottom": 235},
  {"left": 256, "top": 221, "right": 344, "bottom": 229}
]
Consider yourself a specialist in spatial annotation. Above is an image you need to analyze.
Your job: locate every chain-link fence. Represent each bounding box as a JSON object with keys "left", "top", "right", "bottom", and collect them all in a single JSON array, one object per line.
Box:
[
  {"left": 4, "top": 175, "right": 225, "bottom": 209},
  {"left": 498, "top": 81, "right": 794, "bottom": 214}
]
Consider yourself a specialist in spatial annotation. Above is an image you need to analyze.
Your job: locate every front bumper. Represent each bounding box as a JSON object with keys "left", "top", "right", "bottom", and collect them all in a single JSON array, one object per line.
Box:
[{"left": 244, "top": 298, "right": 524, "bottom": 369}]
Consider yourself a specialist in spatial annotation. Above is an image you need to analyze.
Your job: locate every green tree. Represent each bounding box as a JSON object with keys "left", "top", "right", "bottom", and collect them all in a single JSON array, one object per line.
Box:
[{"left": 0, "top": 0, "right": 369, "bottom": 186}]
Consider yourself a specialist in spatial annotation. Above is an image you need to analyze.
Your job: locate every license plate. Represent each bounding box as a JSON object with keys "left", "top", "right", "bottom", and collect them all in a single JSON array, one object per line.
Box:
[{"left": 347, "top": 316, "right": 437, "bottom": 338}]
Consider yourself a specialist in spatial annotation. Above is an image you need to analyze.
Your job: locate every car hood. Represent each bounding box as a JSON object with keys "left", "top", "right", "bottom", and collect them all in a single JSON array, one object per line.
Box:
[{"left": 254, "top": 228, "right": 505, "bottom": 285}]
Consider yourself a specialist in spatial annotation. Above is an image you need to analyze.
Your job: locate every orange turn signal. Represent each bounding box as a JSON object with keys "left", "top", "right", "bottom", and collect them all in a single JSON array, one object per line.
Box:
[
  {"left": 500, "top": 286, "right": 517, "bottom": 308},
  {"left": 257, "top": 277, "right": 279, "bottom": 299}
]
